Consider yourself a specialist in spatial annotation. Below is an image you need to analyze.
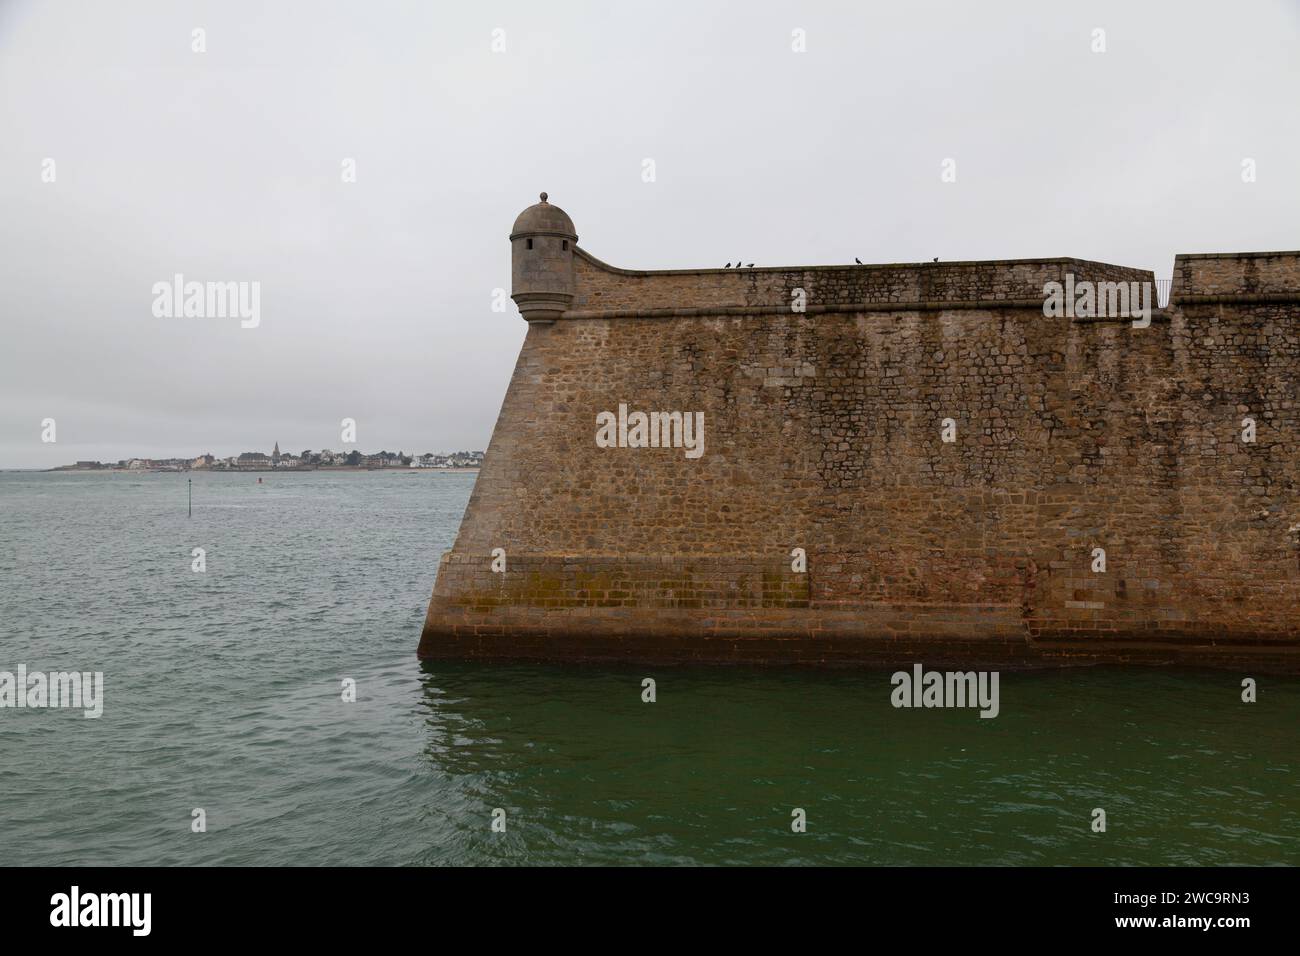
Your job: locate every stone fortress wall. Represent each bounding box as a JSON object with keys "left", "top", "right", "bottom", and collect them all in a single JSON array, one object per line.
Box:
[{"left": 420, "top": 195, "right": 1300, "bottom": 671}]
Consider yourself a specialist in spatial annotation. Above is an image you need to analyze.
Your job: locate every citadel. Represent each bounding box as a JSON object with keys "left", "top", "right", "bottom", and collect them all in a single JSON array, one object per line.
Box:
[{"left": 420, "top": 193, "right": 1300, "bottom": 672}]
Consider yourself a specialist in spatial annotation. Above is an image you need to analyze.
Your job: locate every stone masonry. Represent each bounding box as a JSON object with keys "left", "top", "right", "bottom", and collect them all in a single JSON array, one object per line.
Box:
[{"left": 419, "top": 195, "right": 1300, "bottom": 671}]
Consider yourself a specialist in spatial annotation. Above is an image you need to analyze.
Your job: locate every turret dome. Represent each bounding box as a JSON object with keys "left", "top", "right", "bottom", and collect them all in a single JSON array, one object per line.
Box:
[{"left": 510, "top": 192, "right": 578, "bottom": 241}]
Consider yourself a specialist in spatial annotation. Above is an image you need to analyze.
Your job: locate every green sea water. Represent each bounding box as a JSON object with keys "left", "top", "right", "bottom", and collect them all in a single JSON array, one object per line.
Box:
[{"left": 1, "top": 470, "right": 1296, "bottom": 865}]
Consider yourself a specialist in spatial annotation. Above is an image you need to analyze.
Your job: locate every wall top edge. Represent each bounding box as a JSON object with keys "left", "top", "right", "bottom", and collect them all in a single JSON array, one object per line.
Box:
[{"left": 573, "top": 246, "right": 1152, "bottom": 278}]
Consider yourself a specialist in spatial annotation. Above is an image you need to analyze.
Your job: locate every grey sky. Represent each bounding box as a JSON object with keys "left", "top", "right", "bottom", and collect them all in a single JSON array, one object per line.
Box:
[{"left": 2, "top": 0, "right": 1298, "bottom": 468}]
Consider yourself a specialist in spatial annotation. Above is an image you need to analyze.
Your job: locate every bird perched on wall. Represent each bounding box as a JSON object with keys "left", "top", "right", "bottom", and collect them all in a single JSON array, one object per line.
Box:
[
  {"left": 933, "top": 257, "right": 939, "bottom": 262},
  {"left": 724, "top": 263, "right": 731, "bottom": 268},
  {"left": 855, "top": 257, "right": 863, "bottom": 264},
  {"left": 746, "top": 263, "right": 754, "bottom": 268}
]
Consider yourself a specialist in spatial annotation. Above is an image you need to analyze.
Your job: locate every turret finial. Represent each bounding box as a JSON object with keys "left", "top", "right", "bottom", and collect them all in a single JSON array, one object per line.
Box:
[{"left": 539, "top": 191, "right": 548, "bottom": 203}]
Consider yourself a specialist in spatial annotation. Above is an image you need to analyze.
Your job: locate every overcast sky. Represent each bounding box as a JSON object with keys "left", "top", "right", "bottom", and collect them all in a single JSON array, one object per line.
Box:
[{"left": 2, "top": 0, "right": 1298, "bottom": 468}]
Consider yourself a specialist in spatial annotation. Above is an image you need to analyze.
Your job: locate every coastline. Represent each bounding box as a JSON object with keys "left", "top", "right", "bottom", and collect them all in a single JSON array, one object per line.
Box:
[{"left": 38, "top": 466, "right": 481, "bottom": 475}]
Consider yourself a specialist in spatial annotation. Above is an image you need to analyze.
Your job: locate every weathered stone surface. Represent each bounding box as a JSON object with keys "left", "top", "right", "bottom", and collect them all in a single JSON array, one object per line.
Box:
[{"left": 419, "top": 200, "right": 1300, "bottom": 671}]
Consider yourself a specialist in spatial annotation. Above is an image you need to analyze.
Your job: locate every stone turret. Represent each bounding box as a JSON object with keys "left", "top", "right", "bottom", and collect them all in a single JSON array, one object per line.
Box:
[{"left": 509, "top": 192, "right": 577, "bottom": 324}]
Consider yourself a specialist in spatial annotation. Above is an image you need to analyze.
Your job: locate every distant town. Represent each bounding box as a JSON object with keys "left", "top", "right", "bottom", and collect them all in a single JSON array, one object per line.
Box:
[{"left": 53, "top": 443, "right": 485, "bottom": 473}]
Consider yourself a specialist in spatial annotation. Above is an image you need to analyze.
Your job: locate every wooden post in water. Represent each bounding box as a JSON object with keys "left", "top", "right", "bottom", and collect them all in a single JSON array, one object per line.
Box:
[{"left": 188, "top": 478, "right": 192, "bottom": 518}]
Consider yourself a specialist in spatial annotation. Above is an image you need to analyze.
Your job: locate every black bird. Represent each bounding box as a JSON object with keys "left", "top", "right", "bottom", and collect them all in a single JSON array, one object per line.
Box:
[
  {"left": 854, "top": 257, "right": 863, "bottom": 265},
  {"left": 933, "top": 257, "right": 939, "bottom": 262},
  {"left": 746, "top": 263, "right": 754, "bottom": 268},
  {"left": 724, "top": 262, "right": 731, "bottom": 268}
]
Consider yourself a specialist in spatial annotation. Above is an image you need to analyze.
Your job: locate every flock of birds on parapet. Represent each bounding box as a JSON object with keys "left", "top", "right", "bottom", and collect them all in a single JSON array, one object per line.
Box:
[{"left": 724, "top": 258, "right": 940, "bottom": 268}]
